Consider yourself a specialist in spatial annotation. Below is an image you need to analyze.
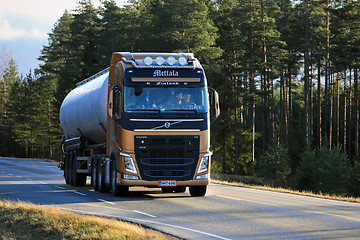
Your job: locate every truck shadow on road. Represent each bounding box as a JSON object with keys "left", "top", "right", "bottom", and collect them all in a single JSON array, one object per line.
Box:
[{"left": 0, "top": 180, "right": 194, "bottom": 207}]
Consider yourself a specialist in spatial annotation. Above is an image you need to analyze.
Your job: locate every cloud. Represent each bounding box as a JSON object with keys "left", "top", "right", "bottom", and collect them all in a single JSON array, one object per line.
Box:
[{"left": 0, "top": 16, "right": 47, "bottom": 40}]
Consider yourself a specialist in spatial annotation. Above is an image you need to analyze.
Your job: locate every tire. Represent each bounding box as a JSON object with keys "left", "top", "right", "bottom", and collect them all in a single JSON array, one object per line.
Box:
[
  {"left": 111, "top": 160, "right": 128, "bottom": 196},
  {"left": 189, "top": 186, "right": 207, "bottom": 197},
  {"left": 72, "top": 150, "right": 79, "bottom": 186},
  {"left": 97, "top": 158, "right": 109, "bottom": 193},
  {"left": 69, "top": 151, "right": 74, "bottom": 185},
  {"left": 91, "top": 156, "right": 99, "bottom": 191},
  {"left": 64, "top": 152, "right": 70, "bottom": 185}
]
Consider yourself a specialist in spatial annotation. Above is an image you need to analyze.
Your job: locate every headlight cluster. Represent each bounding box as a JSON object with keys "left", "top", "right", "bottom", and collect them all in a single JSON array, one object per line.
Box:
[
  {"left": 143, "top": 56, "right": 188, "bottom": 66},
  {"left": 198, "top": 153, "right": 210, "bottom": 174},
  {"left": 120, "top": 153, "right": 137, "bottom": 174}
]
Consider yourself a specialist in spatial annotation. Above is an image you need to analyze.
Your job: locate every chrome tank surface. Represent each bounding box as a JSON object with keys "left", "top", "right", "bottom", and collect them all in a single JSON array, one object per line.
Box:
[{"left": 59, "top": 72, "right": 108, "bottom": 143}]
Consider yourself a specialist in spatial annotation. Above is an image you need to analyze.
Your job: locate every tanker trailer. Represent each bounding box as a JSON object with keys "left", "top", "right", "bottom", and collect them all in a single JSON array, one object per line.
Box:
[{"left": 59, "top": 52, "right": 220, "bottom": 197}]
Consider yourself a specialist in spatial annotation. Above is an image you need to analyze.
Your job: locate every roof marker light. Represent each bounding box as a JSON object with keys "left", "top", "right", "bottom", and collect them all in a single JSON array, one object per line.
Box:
[
  {"left": 155, "top": 56, "right": 165, "bottom": 65},
  {"left": 178, "top": 56, "right": 188, "bottom": 66},
  {"left": 167, "top": 56, "right": 176, "bottom": 66},
  {"left": 144, "top": 57, "right": 153, "bottom": 66}
]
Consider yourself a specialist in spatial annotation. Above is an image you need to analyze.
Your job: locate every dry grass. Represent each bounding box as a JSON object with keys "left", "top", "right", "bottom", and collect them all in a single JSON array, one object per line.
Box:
[
  {"left": 0, "top": 200, "right": 175, "bottom": 240},
  {"left": 211, "top": 179, "right": 360, "bottom": 204}
]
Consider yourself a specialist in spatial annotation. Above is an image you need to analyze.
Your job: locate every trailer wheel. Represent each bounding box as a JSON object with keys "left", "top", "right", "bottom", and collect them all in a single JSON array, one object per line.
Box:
[
  {"left": 189, "top": 186, "right": 207, "bottom": 197},
  {"left": 71, "top": 150, "right": 80, "bottom": 186},
  {"left": 69, "top": 151, "right": 74, "bottom": 185},
  {"left": 97, "top": 158, "right": 109, "bottom": 193},
  {"left": 111, "top": 160, "right": 128, "bottom": 196},
  {"left": 64, "top": 152, "right": 70, "bottom": 185},
  {"left": 91, "top": 156, "right": 99, "bottom": 191}
]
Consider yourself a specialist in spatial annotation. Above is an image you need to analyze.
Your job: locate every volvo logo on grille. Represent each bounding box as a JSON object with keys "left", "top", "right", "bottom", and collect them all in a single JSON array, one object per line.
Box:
[{"left": 151, "top": 120, "right": 183, "bottom": 130}]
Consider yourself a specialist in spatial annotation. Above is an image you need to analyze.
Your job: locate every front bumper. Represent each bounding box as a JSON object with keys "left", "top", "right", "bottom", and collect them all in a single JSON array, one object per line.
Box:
[{"left": 115, "top": 175, "right": 210, "bottom": 187}]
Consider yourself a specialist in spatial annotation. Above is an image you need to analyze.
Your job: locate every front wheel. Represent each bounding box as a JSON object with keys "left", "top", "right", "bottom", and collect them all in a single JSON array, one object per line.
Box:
[{"left": 189, "top": 186, "right": 207, "bottom": 197}]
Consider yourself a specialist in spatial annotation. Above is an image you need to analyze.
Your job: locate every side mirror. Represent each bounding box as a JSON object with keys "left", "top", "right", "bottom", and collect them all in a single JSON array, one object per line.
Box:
[
  {"left": 208, "top": 88, "right": 220, "bottom": 124},
  {"left": 108, "top": 86, "right": 121, "bottom": 119}
]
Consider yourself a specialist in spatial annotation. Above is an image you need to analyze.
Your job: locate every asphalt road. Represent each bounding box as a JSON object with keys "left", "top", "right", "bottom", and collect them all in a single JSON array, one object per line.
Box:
[{"left": 1, "top": 157, "right": 360, "bottom": 240}]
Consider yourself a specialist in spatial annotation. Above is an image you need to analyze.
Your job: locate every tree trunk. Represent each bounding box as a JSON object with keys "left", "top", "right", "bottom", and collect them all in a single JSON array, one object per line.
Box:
[
  {"left": 287, "top": 67, "right": 292, "bottom": 146},
  {"left": 349, "top": 69, "right": 352, "bottom": 163},
  {"left": 337, "top": 74, "right": 340, "bottom": 144},
  {"left": 317, "top": 61, "right": 322, "bottom": 147},
  {"left": 324, "top": 0, "right": 330, "bottom": 140},
  {"left": 355, "top": 68, "right": 359, "bottom": 157},
  {"left": 304, "top": 51, "right": 310, "bottom": 146},
  {"left": 344, "top": 70, "right": 347, "bottom": 151},
  {"left": 329, "top": 73, "right": 333, "bottom": 149}
]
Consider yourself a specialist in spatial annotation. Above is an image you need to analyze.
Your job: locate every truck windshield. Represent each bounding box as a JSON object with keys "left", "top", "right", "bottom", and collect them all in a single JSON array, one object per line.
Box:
[{"left": 124, "top": 86, "right": 208, "bottom": 113}]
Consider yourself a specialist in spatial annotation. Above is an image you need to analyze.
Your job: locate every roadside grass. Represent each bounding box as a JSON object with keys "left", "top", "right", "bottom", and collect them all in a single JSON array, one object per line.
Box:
[
  {"left": 211, "top": 173, "right": 360, "bottom": 204},
  {"left": 0, "top": 200, "right": 175, "bottom": 240}
]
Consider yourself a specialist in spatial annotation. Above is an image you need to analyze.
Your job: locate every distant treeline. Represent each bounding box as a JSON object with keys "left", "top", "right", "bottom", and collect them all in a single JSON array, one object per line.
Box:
[{"left": 1, "top": 0, "right": 360, "bottom": 196}]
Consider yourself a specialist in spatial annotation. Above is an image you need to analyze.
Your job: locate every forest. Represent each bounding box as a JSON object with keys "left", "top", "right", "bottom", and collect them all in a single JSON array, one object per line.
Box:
[{"left": 1, "top": 0, "right": 360, "bottom": 196}]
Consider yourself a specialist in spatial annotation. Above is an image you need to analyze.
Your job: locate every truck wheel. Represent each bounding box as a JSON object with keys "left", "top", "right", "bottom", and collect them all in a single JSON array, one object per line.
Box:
[
  {"left": 91, "top": 156, "right": 98, "bottom": 191},
  {"left": 72, "top": 150, "right": 79, "bottom": 186},
  {"left": 189, "top": 186, "right": 207, "bottom": 197},
  {"left": 97, "top": 159, "right": 109, "bottom": 193},
  {"left": 69, "top": 151, "right": 74, "bottom": 185},
  {"left": 111, "top": 161, "right": 128, "bottom": 196},
  {"left": 64, "top": 152, "right": 70, "bottom": 185}
]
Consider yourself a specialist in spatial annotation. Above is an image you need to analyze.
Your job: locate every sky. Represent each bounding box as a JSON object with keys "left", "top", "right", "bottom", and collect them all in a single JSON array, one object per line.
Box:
[{"left": 0, "top": 0, "right": 126, "bottom": 76}]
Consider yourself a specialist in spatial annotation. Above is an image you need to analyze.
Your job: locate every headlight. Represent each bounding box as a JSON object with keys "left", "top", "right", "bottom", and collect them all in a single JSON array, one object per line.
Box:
[
  {"left": 155, "top": 56, "right": 165, "bottom": 65},
  {"left": 196, "top": 174, "right": 209, "bottom": 180},
  {"left": 167, "top": 56, "right": 176, "bottom": 66},
  {"left": 123, "top": 173, "right": 139, "bottom": 180},
  {"left": 144, "top": 56, "right": 153, "bottom": 66},
  {"left": 121, "top": 153, "right": 137, "bottom": 174},
  {"left": 197, "top": 153, "right": 211, "bottom": 173},
  {"left": 178, "top": 56, "right": 188, "bottom": 66}
]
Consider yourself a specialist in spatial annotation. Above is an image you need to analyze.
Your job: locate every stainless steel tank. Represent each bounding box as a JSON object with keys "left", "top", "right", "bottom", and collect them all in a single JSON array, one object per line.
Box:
[{"left": 59, "top": 71, "right": 108, "bottom": 144}]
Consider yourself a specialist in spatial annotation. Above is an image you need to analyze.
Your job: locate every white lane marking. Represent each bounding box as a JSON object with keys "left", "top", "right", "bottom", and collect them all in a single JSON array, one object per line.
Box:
[
  {"left": 39, "top": 181, "right": 47, "bottom": 184},
  {"left": 16, "top": 176, "right": 22, "bottom": 178},
  {"left": 74, "top": 191, "right": 87, "bottom": 196},
  {"left": 8, "top": 173, "right": 13, "bottom": 176},
  {"left": 27, "top": 179, "right": 33, "bottom": 181},
  {"left": 59, "top": 208, "right": 231, "bottom": 240},
  {"left": 132, "top": 218, "right": 232, "bottom": 240},
  {"left": 55, "top": 186, "right": 65, "bottom": 190},
  {"left": 98, "top": 199, "right": 115, "bottom": 205},
  {"left": 133, "top": 210, "right": 157, "bottom": 218}
]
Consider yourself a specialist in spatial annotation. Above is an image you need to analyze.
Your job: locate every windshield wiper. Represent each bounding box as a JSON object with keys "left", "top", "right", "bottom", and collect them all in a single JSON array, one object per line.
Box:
[
  {"left": 165, "top": 109, "right": 198, "bottom": 114},
  {"left": 129, "top": 109, "right": 161, "bottom": 114}
]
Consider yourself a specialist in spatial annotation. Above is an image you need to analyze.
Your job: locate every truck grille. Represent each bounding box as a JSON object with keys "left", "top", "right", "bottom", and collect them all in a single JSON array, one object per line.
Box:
[{"left": 135, "top": 136, "right": 199, "bottom": 181}]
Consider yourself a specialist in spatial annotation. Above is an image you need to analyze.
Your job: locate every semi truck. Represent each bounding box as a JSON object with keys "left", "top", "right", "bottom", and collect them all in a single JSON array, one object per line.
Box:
[{"left": 58, "top": 52, "right": 220, "bottom": 197}]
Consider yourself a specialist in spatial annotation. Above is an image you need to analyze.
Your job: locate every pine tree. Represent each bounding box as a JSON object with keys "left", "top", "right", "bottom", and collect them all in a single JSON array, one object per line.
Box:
[
  {"left": 69, "top": 0, "right": 102, "bottom": 81},
  {"left": 99, "top": 0, "right": 129, "bottom": 67}
]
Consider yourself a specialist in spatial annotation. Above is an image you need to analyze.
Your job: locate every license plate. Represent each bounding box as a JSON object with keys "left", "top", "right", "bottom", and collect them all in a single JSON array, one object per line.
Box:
[{"left": 158, "top": 180, "right": 177, "bottom": 187}]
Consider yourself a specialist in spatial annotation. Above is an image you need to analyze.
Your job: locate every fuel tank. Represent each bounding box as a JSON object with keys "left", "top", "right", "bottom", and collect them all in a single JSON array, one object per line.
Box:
[{"left": 59, "top": 71, "right": 108, "bottom": 144}]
